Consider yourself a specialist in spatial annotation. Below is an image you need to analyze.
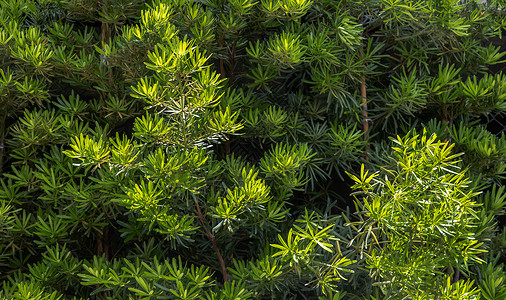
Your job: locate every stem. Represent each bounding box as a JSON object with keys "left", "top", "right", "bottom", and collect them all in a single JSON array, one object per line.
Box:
[
  {"left": 219, "top": 59, "right": 226, "bottom": 80},
  {"left": 441, "top": 105, "right": 453, "bottom": 141},
  {"left": 0, "top": 109, "right": 6, "bottom": 173},
  {"left": 218, "top": 39, "right": 226, "bottom": 80},
  {"left": 100, "top": 1, "right": 112, "bottom": 101},
  {"left": 229, "top": 40, "right": 237, "bottom": 84},
  {"left": 96, "top": 228, "right": 109, "bottom": 260},
  {"left": 453, "top": 268, "right": 460, "bottom": 283},
  {"left": 220, "top": 38, "right": 237, "bottom": 157},
  {"left": 360, "top": 75, "right": 369, "bottom": 135},
  {"left": 194, "top": 199, "right": 228, "bottom": 282},
  {"left": 104, "top": 226, "right": 110, "bottom": 260},
  {"left": 441, "top": 105, "right": 448, "bottom": 126},
  {"left": 97, "top": 234, "right": 103, "bottom": 256},
  {"left": 359, "top": 65, "right": 370, "bottom": 161},
  {"left": 358, "top": 16, "right": 370, "bottom": 160},
  {"left": 224, "top": 139, "right": 231, "bottom": 157}
]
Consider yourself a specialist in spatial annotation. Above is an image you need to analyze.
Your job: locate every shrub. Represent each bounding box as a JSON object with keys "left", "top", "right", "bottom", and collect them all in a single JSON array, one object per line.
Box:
[{"left": 0, "top": 0, "right": 505, "bottom": 299}]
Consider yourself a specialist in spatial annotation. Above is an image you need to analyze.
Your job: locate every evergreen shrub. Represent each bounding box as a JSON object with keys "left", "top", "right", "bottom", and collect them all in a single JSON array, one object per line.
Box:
[{"left": 0, "top": 0, "right": 505, "bottom": 299}]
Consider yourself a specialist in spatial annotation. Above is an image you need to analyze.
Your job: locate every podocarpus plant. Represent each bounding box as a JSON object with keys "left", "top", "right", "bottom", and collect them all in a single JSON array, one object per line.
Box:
[
  {"left": 349, "top": 130, "right": 486, "bottom": 299},
  {"left": 0, "top": 0, "right": 505, "bottom": 299}
]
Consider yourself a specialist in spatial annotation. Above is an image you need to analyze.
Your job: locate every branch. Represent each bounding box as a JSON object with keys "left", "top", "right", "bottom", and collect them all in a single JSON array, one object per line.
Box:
[
  {"left": 360, "top": 75, "right": 369, "bottom": 136},
  {"left": 100, "top": 0, "right": 112, "bottom": 101},
  {"left": 0, "top": 109, "right": 5, "bottom": 174},
  {"left": 359, "top": 16, "right": 370, "bottom": 160},
  {"left": 219, "top": 38, "right": 232, "bottom": 157},
  {"left": 359, "top": 64, "right": 370, "bottom": 161},
  {"left": 218, "top": 38, "right": 226, "bottom": 80},
  {"left": 194, "top": 199, "right": 229, "bottom": 282}
]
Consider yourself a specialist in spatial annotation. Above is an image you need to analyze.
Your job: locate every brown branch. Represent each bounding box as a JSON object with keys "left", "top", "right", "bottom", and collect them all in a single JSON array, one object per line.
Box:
[
  {"left": 219, "top": 59, "right": 226, "bottom": 80},
  {"left": 194, "top": 199, "right": 229, "bottom": 282},
  {"left": 97, "top": 233, "right": 103, "bottom": 256},
  {"left": 100, "top": 1, "right": 112, "bottom": 102},
  {"left": 360, "top": 69, "right": 370, "bottom": 162},
  {"left": 220, "top": 39, "right": 237, "bottom": 157},
  {"left": 229, "top": 40, "right": 237, "bottom": 84},
  {"left": 453, "top": 268, "right": 460, "bottom": 283},
  {"left": 96, "top": 227, "right": 110, "bottom": 298},
  {"left": 358, "top": 16, "right": 370, "bottom": 161},
  {"left": 104, "top": 226, "right": 110, "bottom": 260},
  {"left": 360, "top": 75, "right": 369, "bottom": 135},
  {"left": 219, "top": 39, "right": 226, "bottom": 80},
  {"left": 224, "top": 139, "right": 231, "bottom": 157},
  {"left": 96, "top": 227, "right": 110, "bottom": 260},
  {"left": 0, "top": 109, "right": 6, "bottom": 174},
  {"left": 441, "top": 106, "right": 454, "bottom": 142}
]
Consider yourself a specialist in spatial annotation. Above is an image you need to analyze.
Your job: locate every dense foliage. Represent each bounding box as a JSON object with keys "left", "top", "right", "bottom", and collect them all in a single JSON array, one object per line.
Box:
[{"left": 0, "top": 0, "right": 505, "bottom": 299}]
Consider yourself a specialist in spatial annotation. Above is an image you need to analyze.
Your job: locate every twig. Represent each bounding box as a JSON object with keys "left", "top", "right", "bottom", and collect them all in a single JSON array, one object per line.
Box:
[
  {"left": 359, "top": 65, "right": 370, "bottom": 162},
  {"left": 194, "top": 199, "right": 229, "bottom": 282},
  {"left": 360, "top": 75, "right": 369, "bottom": 136},
  {"left": 359, "top": 16, "right": 370, "bottom": 161},
  {"left": 0, "top": 110, "right": 5, "bottom": 174}
]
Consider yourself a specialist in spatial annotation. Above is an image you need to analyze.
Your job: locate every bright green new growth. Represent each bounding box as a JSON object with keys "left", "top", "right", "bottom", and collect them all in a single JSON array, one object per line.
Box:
[
  {"left": 350, "top": 131, "right": 485, "bottom": 299},
  {"left": 58, "top": 11, "right": 354, "bottom": 297}
]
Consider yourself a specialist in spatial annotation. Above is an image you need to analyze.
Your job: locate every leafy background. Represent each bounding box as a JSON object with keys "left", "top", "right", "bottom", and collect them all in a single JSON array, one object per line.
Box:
[{"left": 0, "top": 0, "right": 505, "bottom": 299}]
